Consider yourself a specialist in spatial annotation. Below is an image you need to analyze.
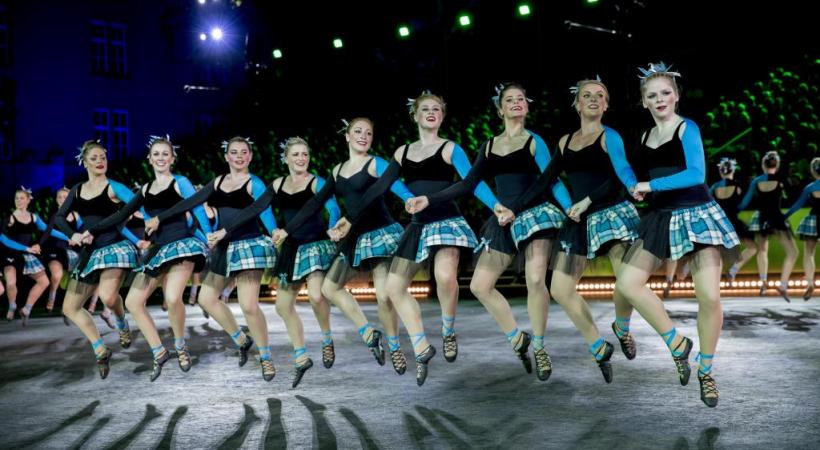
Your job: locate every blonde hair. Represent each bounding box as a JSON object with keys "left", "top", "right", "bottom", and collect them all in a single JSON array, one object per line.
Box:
[{"left": 409, "top": 93, "right": 446, "bottom": 118}]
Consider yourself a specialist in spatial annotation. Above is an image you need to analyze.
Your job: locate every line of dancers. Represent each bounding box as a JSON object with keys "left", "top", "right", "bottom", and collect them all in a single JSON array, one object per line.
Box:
[{"left": 2, "top": 63, "right": 819, "bottom": 408}]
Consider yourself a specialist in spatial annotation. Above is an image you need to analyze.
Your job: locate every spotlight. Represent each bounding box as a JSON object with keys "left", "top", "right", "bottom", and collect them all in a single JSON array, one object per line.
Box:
[
  {"left": 397, "top": 24, "right": 411, "bottom": 39},
  {"left": 333, "top": 38, "right": 343, "bottom": 49},
  {"left": 517, "top": 3, "right": 532, "bottom": 17},
  {"left": 272, "top": 48, "right": 282, "bottom": 59},
  {"left": 210, "top": 27, "right": 224, "bottom": 41},
  {"left": 199, "top": 32, "right": 208, "bottom": 41},
  {"left": 457, "top": 13, "right": 472, "bottom": 28}
]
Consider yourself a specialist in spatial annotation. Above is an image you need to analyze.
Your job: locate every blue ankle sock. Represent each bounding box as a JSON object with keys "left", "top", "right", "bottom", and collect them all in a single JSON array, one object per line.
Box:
[
  {"left": 174, "top": 338, "right": 186, "bottom": 351},
  {"left": 357, "top": 323, "right": 373, "bottom": 343},
  {"left": 387, "top": 335, "right": 400, "bottom": 352},
  {"left": 411, "top": 332, "right": 428, "bottom": 355},
  {"left": 151, "top": 344, "right": 166, "bottom": 359},
  {"left": 292, "top": 346, "right": 306, "bottom": 361},
  {"left": 614, "top": 316, "right": 631, "bottom": 337},
  {"left": 21, "top": 304, "right": 32, "bottom": 315},
  {"left": 533, "top": 335, "right": 544, "bottom": 351},
  {"left": 696, "top": 352, "right": 714, "bottom": 377},
  {"left": 258, "top": 345, "right": 271, "bottom": 361},
  {"left": 230, "top": 330, "right": 245, "bottom": 347},
  {"left": 321, "top": 330, "right": 333, "bottom": 346},
  {"left": 91, "top": 338, "right": 104, "bottom": 352},
  {"left": 588, "top": 338, "right": 606, "bottom": 361},
  {"left": 441, "top": 315, "right": 455, "bottom": 337},
  {"left": 505, "top": 327, "right": 521, "bottom": 349},
  {"left": 660, "top": 328, "right": 686, "bottom": 357},
  {"left": 114, "top": 314, "right": 127, "bottom": 331}
]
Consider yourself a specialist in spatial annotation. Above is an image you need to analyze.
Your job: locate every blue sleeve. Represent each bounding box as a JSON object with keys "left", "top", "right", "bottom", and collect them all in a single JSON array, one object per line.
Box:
[
  {"left": 451, "top": 143, "right": 498, "bottom": 211},
  {"left": 529, "top": 131, "right": 572, "bottom": 210},
  {"left": 109, "top": 180, "right": 135, "bottom": 204},
  {"left": 374, "top": 156, "right": 413, "bottom": 202},
  {"left": 175, "top": 174, "right": 213, "bottom": 234},
  {"left": 76, "top": 215, "right": 84, "bottom": 228},
  {"left": 604, "top": 126, "right": 638, "bottom": 190},
  {"left": 785, "top": 181, "right": 819, "bottom": 218},
  {"left": 737, "top": 175, "right": 764, "bottom": 211},
  {"left": 316, "top": 176, "right": 341, "bottom": 228},
  {"left": 0, "top": 234, "right": 29, "bottom": 252},
  {"left": 120, "top": 227, "right": 140, "bottom": 245},
  {"left": 648, "top": 119, "right": 706, "bottom": 192},
  {"left": 194, "top": 228, "right": 208, "bottom": 243},
  {"left": 34, "top": 214, "right": 69, "bottom": 241},
  {"left": 251, "top": 175, "right": 277, "bottom": 233}
]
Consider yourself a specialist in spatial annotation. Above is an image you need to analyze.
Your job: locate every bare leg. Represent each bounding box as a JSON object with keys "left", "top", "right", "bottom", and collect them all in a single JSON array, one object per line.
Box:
[
  {"left": 775, "top": 230, "right": 799, "bottom": 294},
  {"left": 523, "top": 239, "right": 551, "bottom": 351},
  {"left": 804, "top": 239, "right": 817, "bottom": 299},
  {"left": 4, "top": 266, "right": 18, "bottom": 319},
  {"left": 46, "top": 260, "right": 64, "bottom": 311},
  {"left": 372, "top": 261, "right": 399, "bottom": 338}
]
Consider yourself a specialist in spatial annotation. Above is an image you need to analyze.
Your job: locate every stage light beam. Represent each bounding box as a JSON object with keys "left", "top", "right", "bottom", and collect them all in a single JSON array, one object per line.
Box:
[
  {"left": 272, "top": 49, "right": 282, "bottom": 59},
  {"left": 333, "top": 38, "right": 343, "bottom": 49},
  {"left": 457, "top": 13, "right": 472, "bottom": 28},
  {"left": 210, "top": 27, "right": 223, "bottom": 41},
  {"left": 517, "top": 3, "right": 532, "bottom": 17}
]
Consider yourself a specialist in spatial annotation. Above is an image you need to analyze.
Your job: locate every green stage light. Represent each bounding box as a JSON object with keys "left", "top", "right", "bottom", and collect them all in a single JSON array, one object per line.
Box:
[
  {"left": 398, "top": 25, "right": 411, "bottom": 39},
  {"left": 333, "top": 38, "right": 343, "bottom": 49},
  {"left": 272, "top": 49, "right": 282, "bottom": 59},
  {"left": 457, "top": 13, "right": 472, "bottom": 28},
  {"left": 517, "top": 3, "right": 532, "bottom": 17}
]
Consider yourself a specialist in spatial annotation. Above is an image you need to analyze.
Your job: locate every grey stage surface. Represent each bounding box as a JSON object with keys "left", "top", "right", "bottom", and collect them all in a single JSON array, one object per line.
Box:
[{"left": 1, "top": 296, "right": 818, "bottom": 449}]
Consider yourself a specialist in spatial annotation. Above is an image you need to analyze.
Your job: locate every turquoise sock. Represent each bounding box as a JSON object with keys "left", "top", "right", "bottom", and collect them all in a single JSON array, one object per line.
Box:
[
  {"left": 533, "top": 335, "right": 544, "bottom": 351},
  {"left": 660, "top": 328, "right": 686, "bottom": 357},
  {"left": 614, "top": 316, "right": 631, "bottom": 337},
  {"left": 505, "top": 327, "right": 521, "bottom": 349},
  {"left": 91, "top": 338, "right": 104, "bottom": 352},
  {"left": 411, "top": 332, "right": 428, "bottom": 356},
  {"left": 588, "top": 338, "right": 606, "bottom": 361},
  {"left": 357, "top": 323, "right": 374, "bottom": 343},
  {"left": 441, "top": 315, "right": 455, "bottom": 337},
  {"left": 151, "top": 344, "right": 166, "bottom": 359},
  {"left": 258, "top": 345, "right": 271, "bottom": 361},
  {"left": 21, "top": 304, "right": 32, "bottom": 315},
  {"left": 321, "top": 330, "right": 333, "bottom": 346},
  {"left": 174, "top": 338, "right": 186, "bottom": 351},
  {"left": 115, "top": 314, "right": 127, "bottom": 331},
  {"left": 230, "top": 330, "right": 244, "bottom": 347},
  {"left": 292, "top": 346, "right": 306, "bottom": 362},
  {"left": 387, "top": 335, "right": 400, "bottom": 352},
  {"left": 696, "top": 352, "right": 714, "bottom": 377}
]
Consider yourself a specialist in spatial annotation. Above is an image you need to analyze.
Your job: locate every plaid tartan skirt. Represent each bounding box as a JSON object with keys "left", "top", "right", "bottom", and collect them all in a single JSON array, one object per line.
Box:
[
  {"left": 75, "top": 240, "right": 139, "bottom": 282},
  {"left": 511, "top": 201, "right": 565, "bottom": 249},
  {"left": 275, "top": 238, "right": 336, "bottom": 285},
  {"left": 225, "top": 235, "right": 277, "bottom": 277},
  {"left": 748, "top": 210, "right": 790, "bottom": 235},
  {"left": 22, "top": 254, "right": 45, "bottom": 275},
  {"left": 631, "top": 200, "right": 740, "bottom": 261},
  {"left": 352, "top": 222, "right": 404, "bottom": 267},
  {"left": 138, "top": 237, "right": 208, "bottom": 277},
  {"left": 797, "top": 214, "right": 817, "bottom": 239},
  {"left": 395, "top": 216, "right": 478, "bottom": 263},
  {"left": 67, "top": 249, "right": 80, "bottom": 273}
]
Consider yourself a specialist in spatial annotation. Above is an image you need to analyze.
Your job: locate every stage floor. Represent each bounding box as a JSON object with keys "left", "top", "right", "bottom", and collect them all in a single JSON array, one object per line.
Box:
[{"left": 1, "top": 296, "right": 818, "bottom": 449}]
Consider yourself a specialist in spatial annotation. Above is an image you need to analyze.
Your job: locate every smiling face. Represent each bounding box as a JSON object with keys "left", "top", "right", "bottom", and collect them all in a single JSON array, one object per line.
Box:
[
  {"left": 14, "top": 191, "right": 31, "bottom": 210},
  {"left": 84, "top": 145, "right": 108, "bottom": 177},
  {"left": 285, "top": 143, "right": 310, "bottom": 175},
  {"left": 224, "top": 141, "right": 252, "bottom": 170},
  {"left": 575, "top": 81, "right": 609, "bottom": 118},
  {"left": 345, "top": 119, "right": 374, "bottom": 153},
  {"left": 414, "top": 98, "right": 445, "bottom": 130},
  {"left": 641, "top": 76, "right": 679, "bottom": 120},
  {"left": 148, "top": 142, "right": 175, "bottom": 174},
  {"left": 498, "top": 87, "right": 529, "bottom": 119}
]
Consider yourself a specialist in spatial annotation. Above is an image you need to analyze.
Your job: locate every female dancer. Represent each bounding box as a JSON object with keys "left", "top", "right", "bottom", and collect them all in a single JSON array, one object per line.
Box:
[
  {"left": 88, "top": 136, "right": 211, "bottom": 381},
  {"left": 493, "top": 77, "right": 641, "bottom": 383},
  {"left": 272, "top": 118, "right": 413, "bottom": 373},
  {"left": 615, "top": 63, "right": 739, "bottom": 407},
  {"left": 784, "top": 157, "right": 820, "bottom": 300},
  {"left": 210, "top": 136, "right": 341, "bottom": 387},
  {"left": 1, "top": 187, "right": 69, "bottom": 325},
  {"left": 55, "top": 140, "right": 142, "bottom": 378},
  {"left": 145, "top": 136, "right": 278, "bottom": 381},
  {"left": 332, "top": 92, "right": 493, "bottom": 385},
  {"left": 709, "top": 158, "right": 757, "bottom": 282},
  {"left": 406, "top": 82, "right": 572, "bottom": 381},
  {"left": 39, "top": 188, "right": 82, "bottom": 313},
  {"left": 737, "top": 151, "right": 798, "bottom": 300}
]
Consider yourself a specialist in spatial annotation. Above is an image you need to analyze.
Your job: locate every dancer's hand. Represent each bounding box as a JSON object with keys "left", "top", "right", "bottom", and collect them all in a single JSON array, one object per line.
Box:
[
  {"left": 495, "top": 204, "right": 515, "bottom": 226},
  {"left": 145, "top": 217, "right": 160, "bottom": 236},
  {"left": 405, "top": 196, "right": 429, "bottom": 214},
  {"left": 136, "top": 240, "right": 150, "bottom": 251},
  {"left": 81, "top": 231, "right": 94, "bottom": 245},
  {"left": 567, "top": 197, "right": 592, "bottom": 222},
  {"left": 27, "top": 244, "right": 41, "bottom": 255},
  {"left": 207, "top": 229, "right": 227, "bottom": 249},
  {"left": 632, "top": 182, "right": 651, "bottom": 200},
  {"left": 330, "top": 218, "right": 351, "bottom": 241},
  {"left": 69, "top": 232, "right": 85, "bottom": 246},
  {"left": 272, "top": 229, "right": 288, "bottom": 246}
]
